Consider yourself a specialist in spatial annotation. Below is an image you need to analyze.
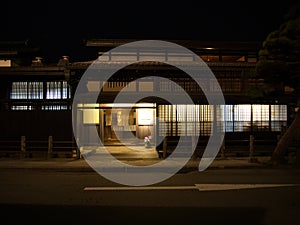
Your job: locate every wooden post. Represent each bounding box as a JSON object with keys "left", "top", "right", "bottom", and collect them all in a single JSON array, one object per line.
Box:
[
  {"left": 249, "top": 134, "right": 254, "bottom": 158},
  {"left": 21, "top": 136, "right": 26, "bottom": 152},
  {"left": 76, "top": 147, "right": 81, "bottom": 159},
  {"left": 21, "top": 136, "right": 26, "bottom": 157},
  {"left": 221, "top": 134, "right": 226, "bottom": 159},
  {"left": 48, "top": 136, "right": 53, "bottom": 158},
  {"left": 192, "top": 136, "right": 197, "bottom": 158},
  {"left": 249, "top": 134, "right": 258, "bottom": 162},
  {"left": 163, "top": 137, "right": 167, "bottom": 159}
]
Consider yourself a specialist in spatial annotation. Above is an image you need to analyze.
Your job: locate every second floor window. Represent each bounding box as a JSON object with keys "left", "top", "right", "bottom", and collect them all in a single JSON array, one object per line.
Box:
[
  {"left": 11, "top": 82, "right": 43, "bottom": 99},
  {"left": 46, "top": 81, "right": 70, "bottom": 99},
  {"left": 11, "top": 81, "right": 71, "bottom": 100}
]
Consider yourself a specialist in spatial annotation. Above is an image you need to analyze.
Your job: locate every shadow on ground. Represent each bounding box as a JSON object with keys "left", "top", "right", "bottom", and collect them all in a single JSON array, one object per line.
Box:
[{"left": 0, "top": 204, "right": 265, "bottom": 225}]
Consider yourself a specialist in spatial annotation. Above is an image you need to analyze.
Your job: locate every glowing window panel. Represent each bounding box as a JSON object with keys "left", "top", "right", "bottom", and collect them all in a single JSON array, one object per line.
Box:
[
  {"left": 47, "top": 81, "right": 71, "bottom": 99},
  {"left": 11, "top": 82, "right": 43, "bottom": 99},
  {"left": 252, "top": 104, "right": 270, "bottom": 131},
  {"left": 234, "top": 105, "right": 251, "bottom": 132},
  {"left": 271, "top": 105, "right": 287, "bottom": 131}
]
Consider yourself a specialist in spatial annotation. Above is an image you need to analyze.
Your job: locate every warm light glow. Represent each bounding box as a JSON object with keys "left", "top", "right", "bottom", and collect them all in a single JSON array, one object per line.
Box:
[
  {"left": 77, "top": 103, "right": 100, "bottom": 108},
  {"left": 137, "top": 108, "right": 154, "bottom": 125},
  {"left": 253, "top": 104, "right": 269, "bottom": 121},
  {"left": 99, "top": 103, "right": 155, "bottom": 108},
  {"left": 0, "top": 59, "right": 11, "bottom": 67},
  {"left": 83, "top": 109, "right": 99, "bottom": 124}
]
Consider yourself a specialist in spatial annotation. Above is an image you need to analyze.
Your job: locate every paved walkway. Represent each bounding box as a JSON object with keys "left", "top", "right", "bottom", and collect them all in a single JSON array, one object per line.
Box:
[
  {"left": 0, "top": 146, "right": 274, "bottom": 172},
  {"left": 0, "top": 157, "right": 271, "bottom": 171}
]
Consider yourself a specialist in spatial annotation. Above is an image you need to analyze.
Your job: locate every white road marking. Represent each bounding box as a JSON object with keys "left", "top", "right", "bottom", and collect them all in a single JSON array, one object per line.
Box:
[
  {"left": 195, "top": 184, "right": 297, "bottom": 191},
  {"left": 84, "top": 184, "right": 298, "bottom": 191},
  {"left": 84, "top": 186, "right": 197, "bottom": 191}
]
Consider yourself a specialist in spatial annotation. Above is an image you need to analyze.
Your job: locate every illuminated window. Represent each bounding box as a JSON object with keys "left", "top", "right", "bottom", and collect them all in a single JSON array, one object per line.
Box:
[
  {"left": 11, "top": 81, "right": 70, "bottom": 100},
  {"left": 221, "top": 105, "right": 234, "bottom": 132},
  {"left": 176, "top": 105, "right": 186, "bottom": 136},
  {"left": 83, "top": 109, "right": 99, "bottom": 124},
  {"left": 42, "top": 105, "right": 69, "bottom": 110},
  {"left": 11, "top": 82, "right": 27, "bottom": 99},
  {"left": 198, "top": 105, "right": 213, "bottom": 136},
  {"left": 158, "top": 105, "right": 213, "bottom": 136},
  {"left": 137, "top": 108, "right": 154, "bottom": 125},
  {"left": 234, "top": 105, "right": 251, "bottom": 132},
  {"left": 271, "top": 105, "right": 287, "bottom": 131},
  {"left": 10, "top": 81, "right": 71, "bottom": 111},
  {"left": 11, "top": 82, "right": 43, "bottom": 99},
  {"left": 46, "top": 81, "right": 71, "bottom": 99},
  {"left": 10, "top": 105, "right": 33, "bottom": 110},
  {"left": 62, "top": 81, "right": 71, "bottom": 99},
  {"left": 252, "top": 105, "right": 269, "bottom": 131},
  {"left": 28, "top": 82, "right": 43, "bottom": 99},
  {"left": 158, "top": 105, "right": 173, "bottom": 136},
  {"left": 158, "top": 104, "right": 288, "bottom": 135}
]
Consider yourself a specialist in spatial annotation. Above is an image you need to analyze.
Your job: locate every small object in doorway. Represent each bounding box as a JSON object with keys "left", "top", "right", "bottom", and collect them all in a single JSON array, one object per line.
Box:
[{"left": 144, "top": 136, "right": 152, "bottom": 148}]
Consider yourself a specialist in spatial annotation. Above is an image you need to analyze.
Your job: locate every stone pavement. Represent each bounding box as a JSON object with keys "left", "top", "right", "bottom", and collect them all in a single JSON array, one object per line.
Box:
[
  {"left": 0, "top": 145, "right": 294, "bottom": 172},
  {"left": 0, "top": 154, "right": 271, "bottom": 173},
  {"left": 0, "top": 157, "right": 269, "bottom": 172}
]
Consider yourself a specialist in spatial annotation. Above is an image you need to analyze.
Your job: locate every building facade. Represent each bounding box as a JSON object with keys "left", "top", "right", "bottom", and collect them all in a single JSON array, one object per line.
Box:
[{"left": 0, "top": 39, "right": 296, "bottom": 157}]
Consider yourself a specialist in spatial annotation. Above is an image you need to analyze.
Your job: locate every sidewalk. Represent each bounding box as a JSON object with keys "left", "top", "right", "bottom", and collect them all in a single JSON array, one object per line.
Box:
[
  {"left": 0, "top": 156, "right": 271, "bottom": 172},
  {"left": 1, "top": 145, "right": 296, "bottom": 172}
]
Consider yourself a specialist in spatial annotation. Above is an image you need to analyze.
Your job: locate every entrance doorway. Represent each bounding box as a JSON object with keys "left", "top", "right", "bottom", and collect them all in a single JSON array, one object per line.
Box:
[{"left": 100, "top": 103, "right": 155, "bottom": 145}]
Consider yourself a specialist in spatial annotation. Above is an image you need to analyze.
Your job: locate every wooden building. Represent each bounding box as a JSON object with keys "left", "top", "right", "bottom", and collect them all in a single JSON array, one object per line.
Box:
[{"left": 0, "top": 39, "right": 296, "bottom": 157}]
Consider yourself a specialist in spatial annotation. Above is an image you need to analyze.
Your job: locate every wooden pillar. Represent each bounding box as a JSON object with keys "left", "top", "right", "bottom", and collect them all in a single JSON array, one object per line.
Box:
[
  {"left": 21, "top": 136, "right": 26, "bottom": 152},
  {"left": 192, "top": 136, "right": 197, "bottom": 158},
  {"left": 163, "top": 137, "right": 167, "bottom": 159},
  {"left": 249, "top": 134, "right": 254, "bottom": 158},
  {"left": 48, "top": 136, "right": 53, "bottom": 158},
  {"left": 249, "top": 134, "right": 258, "bottom": 162},
  {"left": 221, "top": 134, "right": 226, "bottom": 159}
]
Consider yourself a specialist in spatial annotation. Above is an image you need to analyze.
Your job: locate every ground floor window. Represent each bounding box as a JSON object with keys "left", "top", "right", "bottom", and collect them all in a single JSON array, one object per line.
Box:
[
  {"left": 158, "top": 104, "right": 287, "bottom": 136},
  {"left": 75, "top": 103, "right": 288, "bottom": 145},
  {"left": 158, "top": 105, "right": 214, "bottom": 136},
  {"left": 233, "top": 105, "right": 252, "bottom": 132},
  {"left": 270, "top": 105, "right": 287, "bottom": 131}
]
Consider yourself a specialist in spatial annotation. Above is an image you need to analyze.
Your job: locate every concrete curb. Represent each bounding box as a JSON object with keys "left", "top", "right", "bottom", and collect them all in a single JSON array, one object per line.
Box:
[{"left": 0, "top": 158, "right": 268, "bottom": 173}]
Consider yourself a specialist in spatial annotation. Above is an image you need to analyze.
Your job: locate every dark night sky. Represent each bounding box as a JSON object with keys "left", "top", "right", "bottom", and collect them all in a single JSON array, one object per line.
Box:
[{"left": 1, "top": 0, "right": 298, "bottom": 62}]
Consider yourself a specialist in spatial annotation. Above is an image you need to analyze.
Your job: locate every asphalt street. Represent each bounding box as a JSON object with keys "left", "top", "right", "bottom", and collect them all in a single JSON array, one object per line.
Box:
[{"left": 0, "top": 168, "right": 299, "bottom": 225}]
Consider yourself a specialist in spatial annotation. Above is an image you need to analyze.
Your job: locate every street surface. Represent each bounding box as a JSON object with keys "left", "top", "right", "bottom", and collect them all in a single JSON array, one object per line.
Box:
[{"left": 0, "top": 168, "right": 299, "bottom": 225}]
